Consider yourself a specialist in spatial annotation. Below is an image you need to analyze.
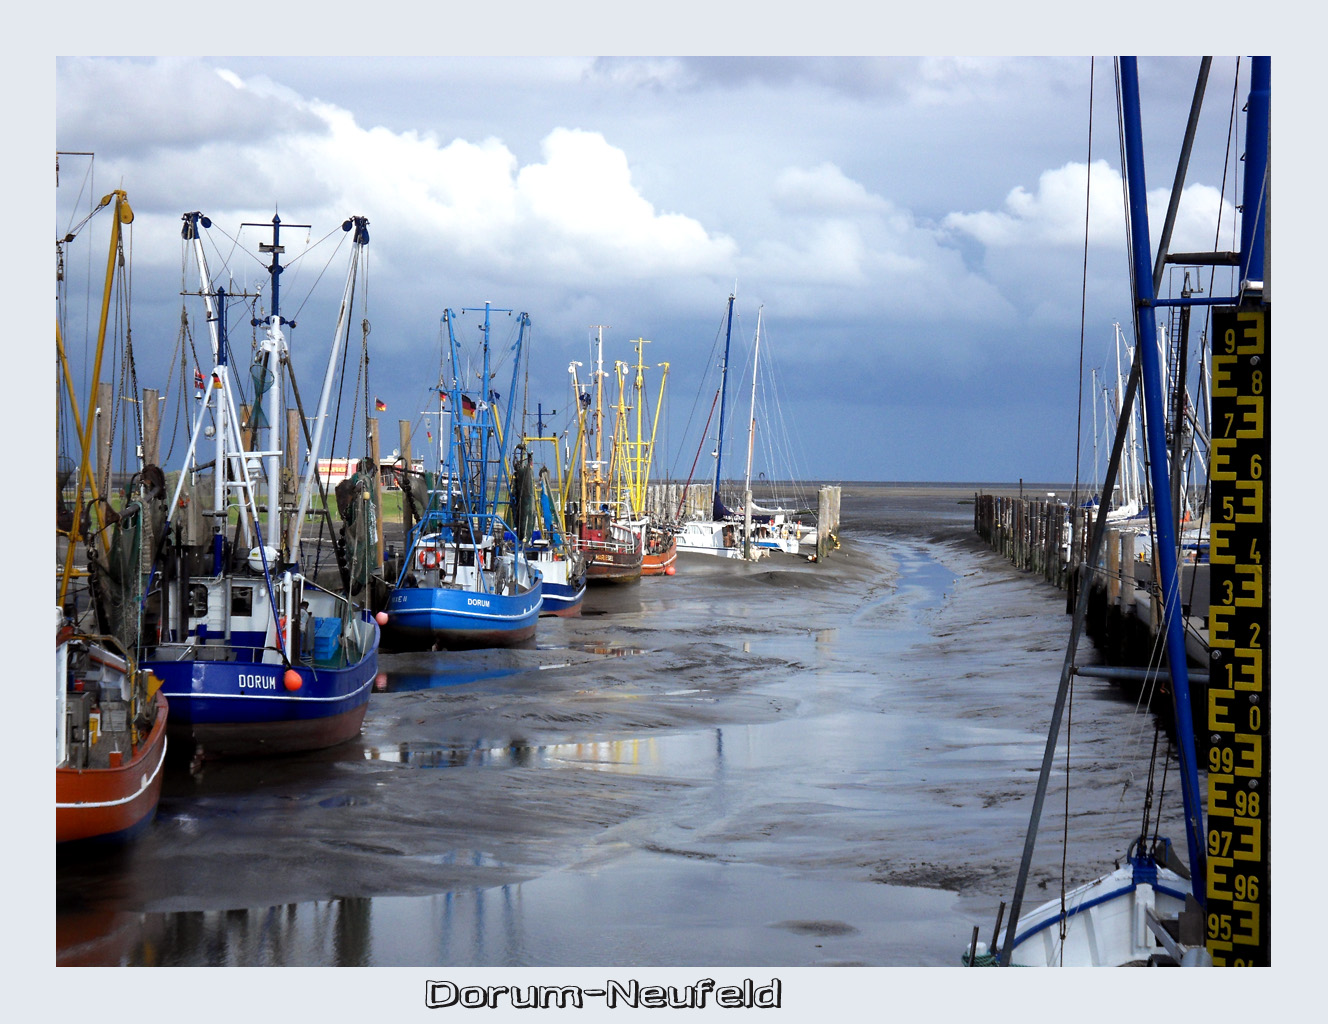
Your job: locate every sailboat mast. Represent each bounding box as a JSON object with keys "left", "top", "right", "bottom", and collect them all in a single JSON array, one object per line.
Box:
[
  {"left": 712, "top": 293, "right": 735, "bottom": 519},
  {"left": 744, "top": 306, "right": 763, "bottom": 495},
  {"left": 1091, "top": 368, "right": 1099, "bottom": 494}
]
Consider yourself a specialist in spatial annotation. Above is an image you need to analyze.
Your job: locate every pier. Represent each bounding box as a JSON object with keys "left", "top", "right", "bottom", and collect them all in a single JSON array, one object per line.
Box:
[{"left": 972, "top": 492, "right": 1210, "bottom": 672}]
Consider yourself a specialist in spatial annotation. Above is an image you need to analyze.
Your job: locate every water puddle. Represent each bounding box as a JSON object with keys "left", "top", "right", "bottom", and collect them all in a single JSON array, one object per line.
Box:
[{"left": 62, "top": 850, "right": 969, "bottom": 966}]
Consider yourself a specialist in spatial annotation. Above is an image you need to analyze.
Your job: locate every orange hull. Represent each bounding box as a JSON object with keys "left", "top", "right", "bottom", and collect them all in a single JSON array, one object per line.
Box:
[
  {"left": 641, "top": 536, "right": 678, "bottom": 576},
  {"left": 56, "top": 690, "right": 169, "bottom": 845}
]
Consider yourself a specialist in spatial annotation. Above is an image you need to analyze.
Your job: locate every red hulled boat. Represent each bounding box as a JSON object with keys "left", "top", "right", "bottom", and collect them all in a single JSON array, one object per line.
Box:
[{"left": 57, "top": 618, "right": 169, "bottom": 845}]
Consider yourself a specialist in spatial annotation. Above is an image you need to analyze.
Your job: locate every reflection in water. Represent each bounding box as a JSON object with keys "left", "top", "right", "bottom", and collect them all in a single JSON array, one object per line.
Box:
[
  {"left": 135, "top": 899, "right": 374, "bottom": 965},
  {"left": 365, "top": 736, "right": 664, "bottom": 772},
  {"left": 67, "top": 878, "right": 532, "bottom": 965},
  {"left": 377, "top": 666, "right": 525, "bottom": 693},
  {"left": 560, "top": 643, "right": 648, "bottom": 657}
]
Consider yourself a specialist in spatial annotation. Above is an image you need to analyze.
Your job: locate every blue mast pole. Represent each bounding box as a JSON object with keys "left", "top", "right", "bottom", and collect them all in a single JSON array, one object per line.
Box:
[
  {"left": 494, "top": 312, "right": 528, "bottom": 517},
  {"left": 444, "top": 310, "right": 462, "bottom": 519},
  {"left": 1240, "top": 57, "right": 1270, "bottom": 287},
  {"left": 712, "top": 293, "right": 735, "bottom": 519},
  {"left": 1119, "top": 56, "right": 1206, "bottom": 899},
  {"left": 479, "top": 302, "right": 492, "bottom": 511}
]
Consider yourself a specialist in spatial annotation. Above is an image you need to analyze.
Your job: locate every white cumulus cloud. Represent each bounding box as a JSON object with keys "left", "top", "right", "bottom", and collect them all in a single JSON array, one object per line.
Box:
[
  {"left": 943, "top": 159, "right": 1237, "bottom": 256},
  {"left": 772, "top": 163, "right": 889, "bottom": 216}
]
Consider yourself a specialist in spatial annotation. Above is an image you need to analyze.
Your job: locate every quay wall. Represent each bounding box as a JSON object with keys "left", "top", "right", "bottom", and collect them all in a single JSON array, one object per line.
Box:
[{"left": 972, "top": 493, "right": 1208, "bottom": 672}]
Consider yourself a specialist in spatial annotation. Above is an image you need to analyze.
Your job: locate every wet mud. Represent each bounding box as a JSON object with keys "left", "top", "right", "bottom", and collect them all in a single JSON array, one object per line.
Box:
[{"left": 56, "top": 484, "right": 1186, "bottom": 966}]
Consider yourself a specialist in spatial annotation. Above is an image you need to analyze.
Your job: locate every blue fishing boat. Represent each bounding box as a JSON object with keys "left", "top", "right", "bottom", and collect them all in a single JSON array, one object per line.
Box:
[
  {"left": 970, "top": 56, "right": 1270, "bottom": 967},
  {"left": 138, "top": 212, "right": 379, "bottom": 760},
  {"left": 383, "top": 303, "right": 542, "bottom": 648},
  {"left": 519, "top": 445, "right": 587, "bottom": 617}
]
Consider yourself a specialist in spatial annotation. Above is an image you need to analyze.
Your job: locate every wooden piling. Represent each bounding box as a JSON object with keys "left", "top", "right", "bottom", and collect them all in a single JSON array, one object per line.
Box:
[
  {"left": 96, "top": 381, "right": 113, "bottom": 500},
  {"left": 142, "top": 387, "right": 160, "bottom": 468},
  {"left": 367, "top": 417, "right": 384, "bottom": 571},
  {"left": 284, "top": 408, "right": 300, "bottom": 503},
  {"left": 398, "top": 418, "right": 414, "bottom": 536}
]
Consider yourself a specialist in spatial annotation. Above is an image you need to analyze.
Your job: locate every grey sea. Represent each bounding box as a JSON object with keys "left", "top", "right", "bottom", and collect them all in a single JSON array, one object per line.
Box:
[{"left": 56, "top": 483, "right": 1184, "bottom": 968}]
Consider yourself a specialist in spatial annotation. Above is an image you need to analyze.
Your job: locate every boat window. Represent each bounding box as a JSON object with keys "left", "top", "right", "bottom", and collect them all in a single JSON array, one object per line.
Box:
[
  {"left": 231, "top": 586, "right": 253, "bottom": 617},
  {"left": 188, "top": 584, "right": 209, "bottom": 618}
]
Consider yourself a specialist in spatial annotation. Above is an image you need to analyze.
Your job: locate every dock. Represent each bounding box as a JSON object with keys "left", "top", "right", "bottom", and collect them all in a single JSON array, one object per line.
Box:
[{"left": 972, "top": 492, "right": 1211, "bottom": 679}]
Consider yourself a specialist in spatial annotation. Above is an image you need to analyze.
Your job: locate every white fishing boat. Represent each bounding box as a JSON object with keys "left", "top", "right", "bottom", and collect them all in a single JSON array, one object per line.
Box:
[{"left": 139, "top": 212, "right": 380, "bottom": 760}]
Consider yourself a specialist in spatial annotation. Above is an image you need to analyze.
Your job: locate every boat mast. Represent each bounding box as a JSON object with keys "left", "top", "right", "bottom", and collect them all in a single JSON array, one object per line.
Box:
[
  {"left": 1117, "top": 55, "right": 1206, "bottom": 898},
  {"left": 57, "top": 189, "right": 133, "bottom": 607},
  {"left": 1000, "top": 56, "right": 1222, "bottom": 964},
  {"left": 182, "top": 212, "right": 229, "bottom": 518},
  {"left": 712, "top": 292, "right": 736, "bottom": 519},
  {"left": 289, "top": 216, "right": 370, "bottom": 556},
  {"left": 1091, "top": 367, "right": 1100, "bottom": 496},
  {"left": 641, "top": 343, "right": 668, "bottom": 519},
  {"left": 744, "top": 306, "right": 763, "bottom": 497},
  {"left": 246, "top": 213, "right": 309, "bottom": 552},
  {"left": 590, "top": 325, "right": 609, "bottom": 516}
]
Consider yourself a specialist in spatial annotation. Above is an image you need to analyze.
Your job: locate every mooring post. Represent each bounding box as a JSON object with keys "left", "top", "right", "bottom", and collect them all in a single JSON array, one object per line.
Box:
[
  {"left": 398, "top": 418, "right": 414, "bottom": 536},
  {"left": 367, "top": 417, "right": 384, "bottom": 572},
  {"left": 142, "top": 387, "right": 160, "bottom": 468},
  {"left": 96, "top": 380, "right": 113, "bottom": 501}
]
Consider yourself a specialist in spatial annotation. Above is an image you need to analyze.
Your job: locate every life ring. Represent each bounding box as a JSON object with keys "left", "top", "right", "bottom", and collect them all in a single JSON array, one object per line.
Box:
[{"left": 417, "top": 547, "right": 440, "bottom": 570}]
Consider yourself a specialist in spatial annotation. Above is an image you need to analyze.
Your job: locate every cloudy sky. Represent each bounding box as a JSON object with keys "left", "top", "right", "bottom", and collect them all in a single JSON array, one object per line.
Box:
[{"left": 55, "top": 52, "right": 1263, "bottom": 485}]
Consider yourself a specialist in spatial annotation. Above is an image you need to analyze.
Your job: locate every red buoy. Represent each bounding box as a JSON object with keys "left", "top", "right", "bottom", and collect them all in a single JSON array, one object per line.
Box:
[{"left": 283, "top": 669, "right": 303, "bottom": 692}]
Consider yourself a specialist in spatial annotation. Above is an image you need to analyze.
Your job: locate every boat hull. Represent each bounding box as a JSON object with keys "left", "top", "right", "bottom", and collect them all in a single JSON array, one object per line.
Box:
[
  {"left": 146, "top": 615, "right": 378, "bottom": 760},
  {"left": 675, "top": 519, "right": 744, "bottom": 558},
  {"left": 641, "top": 530, "right": 678, "bottom": 576},
  {"left": 384, "top": 582, "right": 542, "bottom": 648},
  {"left": 1004, "top": 863, "right": 1191, "bottom": 967},
  {"left": 56, "top": 690, "right": 169, "bottom": 845},
  {"left": 527, "top": 548, "right": 586, "bottom": 616},
  {"left": 584, "top": 545, "right": 643, "bottom": 583},
  {"left": 539, "top": 578, "right": 585, "bottom": 616}
]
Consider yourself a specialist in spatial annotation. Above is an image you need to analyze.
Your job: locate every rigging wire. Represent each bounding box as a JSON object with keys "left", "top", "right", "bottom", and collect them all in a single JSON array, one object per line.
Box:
[
  {"left": 670, "top": 303, "right": 732, "bottom": 482},
  {"left": 1057, "top": 56, "right": 1097, "bottom": 928},
  {"left": 1073, "top": 58, "right": 1095, "bottom": 509}
]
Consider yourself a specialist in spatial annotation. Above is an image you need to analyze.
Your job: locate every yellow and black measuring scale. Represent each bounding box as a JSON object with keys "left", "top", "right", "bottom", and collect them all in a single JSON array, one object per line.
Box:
[{"left": 1206, "top": 302, "right": 1270, "bottom": 965}]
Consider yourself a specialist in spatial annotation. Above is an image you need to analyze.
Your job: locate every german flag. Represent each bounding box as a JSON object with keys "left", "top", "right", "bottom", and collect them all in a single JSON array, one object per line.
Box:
[
  {"left": 374, "top": 397, "right": 387, "bottom": 411},
  {"left": 461, "top": 394, "right": 477, "bottom": 418}
]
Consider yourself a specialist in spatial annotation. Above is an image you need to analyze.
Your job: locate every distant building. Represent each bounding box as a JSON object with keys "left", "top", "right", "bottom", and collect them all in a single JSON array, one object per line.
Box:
[{"left": 316, "top": 454, "right": 425, "bottom": 491}]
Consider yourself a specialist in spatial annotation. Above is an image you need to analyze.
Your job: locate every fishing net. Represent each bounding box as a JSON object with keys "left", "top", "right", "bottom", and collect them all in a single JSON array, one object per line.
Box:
[{"left": 334, "top": 461, "right": 379, "bottom": 598}]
